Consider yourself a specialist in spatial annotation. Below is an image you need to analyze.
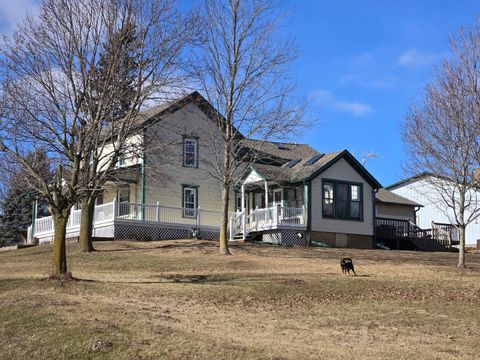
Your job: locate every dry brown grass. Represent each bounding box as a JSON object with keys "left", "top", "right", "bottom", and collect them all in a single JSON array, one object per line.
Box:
[{"left": 1, "top": 240, "right": 480, "bottom": 359}]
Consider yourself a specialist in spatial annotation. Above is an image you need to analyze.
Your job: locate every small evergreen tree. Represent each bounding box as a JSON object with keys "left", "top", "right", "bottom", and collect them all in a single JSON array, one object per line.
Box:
[{"left": 0, "top": 150, "right": 50, "bottom": 246}]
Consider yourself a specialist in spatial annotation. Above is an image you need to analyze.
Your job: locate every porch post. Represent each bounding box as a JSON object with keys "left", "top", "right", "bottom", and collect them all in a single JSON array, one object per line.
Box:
[
  {"left": 113, "top": 198, "right": 117, "bottom": 219},
  {"left": 241, "top": 184, "right": 246, "bottom": 214},
  {"left": 241, "top": 184, "right": 246, "bottom": 240},
  {"left": 156, "top": 202, "right": 160, "bottom": 222},
  {"left": 264, "top": 181, "right": 268, "bottom": 207},
  {"left": 196, "top": 206, "right": 201, "bottom": 227},
  {"left": 264, "top": 180, "right": 268, "bottom": 223}
]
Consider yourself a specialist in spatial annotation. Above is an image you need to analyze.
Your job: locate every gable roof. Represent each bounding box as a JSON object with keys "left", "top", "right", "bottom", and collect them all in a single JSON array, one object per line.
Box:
[
  {"left": 135, "top": 91, "right": 243, "bottom": 138},
  {"left": 248, "top": 149, "right": 382, "bottom": 188},
  {"left": 384, "top": 172, "right": 432, "bottom": 190},
  {"left": 375, "top": 188, "right": 422, "bottom": 207}
]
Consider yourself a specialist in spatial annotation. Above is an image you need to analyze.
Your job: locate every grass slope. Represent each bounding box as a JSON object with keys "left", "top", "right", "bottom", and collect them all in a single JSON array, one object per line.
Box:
[{"left": 1, "top": 240, "right": 479, "bottom": 359}]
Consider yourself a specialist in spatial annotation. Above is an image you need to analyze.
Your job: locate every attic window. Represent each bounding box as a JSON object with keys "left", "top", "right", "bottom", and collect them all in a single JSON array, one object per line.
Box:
[
  {"left": 304, "top": 154, "right": 324, "bottom": 166},
  {"left": 276, "top": 143, "right": 290, "bottom": 150},
  {"left": 287, "top": 159, "right": 301, "bottom": 168}
]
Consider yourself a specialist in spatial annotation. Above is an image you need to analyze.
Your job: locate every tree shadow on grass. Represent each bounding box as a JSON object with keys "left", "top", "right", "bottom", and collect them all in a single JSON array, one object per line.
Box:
[
  {"left": 94, "top": 240, "right": 216, "bottom": 253},
  {"left": 59, "top": 273, "right": 234, "bottom": 285}
]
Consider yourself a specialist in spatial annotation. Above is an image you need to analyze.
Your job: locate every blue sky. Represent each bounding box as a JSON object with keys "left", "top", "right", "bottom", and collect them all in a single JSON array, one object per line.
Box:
[
  {"left": 1, "top": 1, "right": 480, "bottom": 186},
  {"left": 285, "top": 0, "right": 480, "bottom": 186}
]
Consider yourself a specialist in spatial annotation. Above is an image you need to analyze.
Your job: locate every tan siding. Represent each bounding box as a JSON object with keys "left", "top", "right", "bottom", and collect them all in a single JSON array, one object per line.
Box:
[
  {"left": 98, "top": 134, "right": 143, "bottom": 171},
  {"left": 376, "top": 203, "right": 416, "bottom": 221},
  {"left": 102, "top": 186, "right": 117, "bottom": 204},
  {"left": 142, "top": 104, "right": 235, "bottom": 227},
  {"left": 311, "top": 158, "right": 374, "bottom": 236}
]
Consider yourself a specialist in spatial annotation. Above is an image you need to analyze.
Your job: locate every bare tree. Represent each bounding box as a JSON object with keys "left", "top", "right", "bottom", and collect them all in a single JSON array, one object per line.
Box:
[
  {"left": 76, "top": 4, "right": 196, "bottom": 253},
  {"left": 192, "top": 0, "right": 304, "bottom": 255},
  {"left": 403, "top": 23, "right": 480, "bottom": 268},
  {"left": 0, "top": 0, "right": 195, "bottom": 276}
]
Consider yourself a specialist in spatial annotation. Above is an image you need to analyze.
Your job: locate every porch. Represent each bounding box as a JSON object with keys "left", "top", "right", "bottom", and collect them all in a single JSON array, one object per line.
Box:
[
  {"left": 28, "top": 200, "right": 225, "bottom": 244},
  {"left": 229, "top": 171, "right": 307, "bottom": 240}
]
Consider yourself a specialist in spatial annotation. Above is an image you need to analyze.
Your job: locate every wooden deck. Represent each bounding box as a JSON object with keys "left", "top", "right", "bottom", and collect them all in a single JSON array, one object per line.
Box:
[{"left": 375, "top": 217, "right": 459, "bottom": 251}]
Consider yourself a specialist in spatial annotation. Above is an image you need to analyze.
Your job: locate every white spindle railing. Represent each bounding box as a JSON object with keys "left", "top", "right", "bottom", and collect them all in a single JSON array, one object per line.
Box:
[
  {"left": 94, "top": 202, "right": 115, "bottom": 223},
  {"left": 69, "top": 209, "right": 82, "bottom": 228},
  {"left": 32, "top": 201, "right": 303, "bottom": 238},
  {"left": 229, "top": 211, "right": 244, "bottom": 240},
  {"left": 35, "top": 216, "right": 54, "bottom": 234}
]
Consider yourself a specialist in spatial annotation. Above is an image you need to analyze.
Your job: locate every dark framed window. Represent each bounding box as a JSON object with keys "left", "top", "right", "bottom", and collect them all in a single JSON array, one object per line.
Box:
[
  {"left": 322, "top": 180, "right": 363, "bottom": 220},
  {"left": 183, "top": 138, "right": 198, "bottom": 167}
]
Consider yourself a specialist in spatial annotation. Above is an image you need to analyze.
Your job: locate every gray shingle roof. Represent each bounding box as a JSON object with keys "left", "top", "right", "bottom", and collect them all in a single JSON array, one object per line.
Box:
[
  {"left": 241, "top": 139, "right": 319, "bottom": 162},
  {"left": 247, "top": 149, "right": 382, "bottom": 188},
  {"left": 375, "top": 188, "right": 422, "bottom": 207},
  {"left": 250, "top": 150, "right": 344, "bottom": 183}
]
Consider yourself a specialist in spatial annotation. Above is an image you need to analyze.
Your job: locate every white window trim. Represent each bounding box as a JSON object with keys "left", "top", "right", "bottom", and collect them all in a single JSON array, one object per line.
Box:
[{"left": 183, "top": 187, "right": 197, "bottom": 218}]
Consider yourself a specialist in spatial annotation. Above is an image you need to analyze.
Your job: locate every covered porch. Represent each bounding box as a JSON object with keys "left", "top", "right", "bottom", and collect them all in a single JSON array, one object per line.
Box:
[{"left": 230, "top": 166, "right": 307, "bottom": 241}]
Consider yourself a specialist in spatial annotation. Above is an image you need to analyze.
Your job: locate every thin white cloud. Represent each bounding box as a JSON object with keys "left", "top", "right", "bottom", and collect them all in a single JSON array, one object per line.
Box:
[
  {"left": 339, "top": 73, "right": 398, "bottom": 89},
  {"left": 397, "top": 49, "right": 441, "bottom": 68},
  {"left": 0, "top": 0, "right": 39, "bottom": 33},
  {"left": 311, "top": 89, "right": 373, "bottom": 117}
]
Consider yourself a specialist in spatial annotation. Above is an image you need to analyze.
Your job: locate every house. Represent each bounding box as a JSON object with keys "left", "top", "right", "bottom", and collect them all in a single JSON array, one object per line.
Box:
[
  {"left": 29, "top": 92, "right": 447, "bottom": 250},
  {"left": 386, "top": 173, "right": 479, "bottom": 246},
  {"left": 234, "top": 150, "right": 381, "bottom": 248}
]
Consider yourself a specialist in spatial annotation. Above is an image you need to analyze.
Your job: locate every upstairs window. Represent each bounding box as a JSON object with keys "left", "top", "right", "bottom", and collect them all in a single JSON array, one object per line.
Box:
[
  {"left": 116, "top": 147, "right": 126, "bottom": 168},
  {"left": 183, "top": 138, "right": 198, "bottom": 167},
  {"left": 322, "top": 180, "right": 363, "bottom": 220}
]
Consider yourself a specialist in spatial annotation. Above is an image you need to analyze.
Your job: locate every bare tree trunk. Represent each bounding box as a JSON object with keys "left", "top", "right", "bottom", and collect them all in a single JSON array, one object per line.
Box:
[
  {"left": 458, "top": 225, "right": 466, "bottom": 268},
  {"left": 219, "top": 183, "right": 231, "bottom": 255},
  {"left": 52, "top": 212, "right": 69, "bottom": 277},
  {"left": 79, "top": 197, "right": 95, "bottom": 252}
]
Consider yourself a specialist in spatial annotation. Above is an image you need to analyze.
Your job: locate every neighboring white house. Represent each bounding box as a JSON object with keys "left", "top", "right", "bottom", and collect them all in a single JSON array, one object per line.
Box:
[{"left": 386, "top": 173, "right": 480, "bottom": 245}]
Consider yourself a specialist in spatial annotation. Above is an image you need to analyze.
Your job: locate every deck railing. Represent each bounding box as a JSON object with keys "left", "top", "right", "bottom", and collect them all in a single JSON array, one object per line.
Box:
[
  {"left": 375, "top": 217, "right": 459, "bottom": 250},
  {"left": 31, "top": 200, "right": 224, "bottom": 239},
  {"left": 230, "top": 205, "right": 306, "bottom": 240}
]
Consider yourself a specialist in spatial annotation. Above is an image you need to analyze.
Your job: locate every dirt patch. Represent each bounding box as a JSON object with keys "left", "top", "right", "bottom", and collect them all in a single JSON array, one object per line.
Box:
[{"left": 84, "top": 339, "right": 112, "bottom": 352}]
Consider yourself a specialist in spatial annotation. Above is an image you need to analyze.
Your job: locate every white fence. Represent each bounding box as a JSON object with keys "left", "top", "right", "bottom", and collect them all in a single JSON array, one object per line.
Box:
[{"left": 31, "top": 200, "right": 224, "bottom": 240}]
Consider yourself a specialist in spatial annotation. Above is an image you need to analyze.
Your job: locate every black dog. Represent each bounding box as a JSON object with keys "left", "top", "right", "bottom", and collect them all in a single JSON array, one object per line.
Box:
[{"left": 340, "top": 258, "right": 356, "bottom": 276}]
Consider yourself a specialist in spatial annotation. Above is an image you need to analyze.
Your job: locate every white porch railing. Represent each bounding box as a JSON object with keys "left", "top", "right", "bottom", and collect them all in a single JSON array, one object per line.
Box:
[
  {"left": 31, "top": 200, "right": 225, "bottom": 239},
  {"left": 229, "top": 205, "right": 306, "bottom": 241}
]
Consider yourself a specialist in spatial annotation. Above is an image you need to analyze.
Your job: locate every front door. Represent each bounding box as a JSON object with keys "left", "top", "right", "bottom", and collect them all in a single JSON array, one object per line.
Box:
[{"left": 273, "top": 189, "right": 282, "bottom": 207}]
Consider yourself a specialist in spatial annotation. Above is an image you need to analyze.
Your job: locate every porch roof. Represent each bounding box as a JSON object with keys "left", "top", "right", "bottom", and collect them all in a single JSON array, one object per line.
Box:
[{"left": 244, "top": 149, "right": 382, "bottom": 188}]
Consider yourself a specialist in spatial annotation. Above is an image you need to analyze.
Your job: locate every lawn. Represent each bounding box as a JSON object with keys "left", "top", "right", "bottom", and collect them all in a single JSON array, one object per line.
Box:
[{"left": 0, "top": 240, "right": 479, "bottom": 359}]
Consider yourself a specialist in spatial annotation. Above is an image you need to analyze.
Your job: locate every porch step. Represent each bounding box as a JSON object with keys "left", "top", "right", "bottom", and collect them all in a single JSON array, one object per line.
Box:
[{"left": 232, "top": 232, "right": 261, "bottom": 242}]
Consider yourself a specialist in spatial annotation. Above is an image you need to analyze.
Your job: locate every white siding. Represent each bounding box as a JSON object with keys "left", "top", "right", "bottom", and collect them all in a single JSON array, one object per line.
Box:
[
  {"left": 391, "top": 179, "right": 480, "bottom": 245},
  {"left": 244, "top": 169, "right": 263, "bottom": 184},
  {"left": 311, "top": 158, "right": 374, "bottom": 235}
]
